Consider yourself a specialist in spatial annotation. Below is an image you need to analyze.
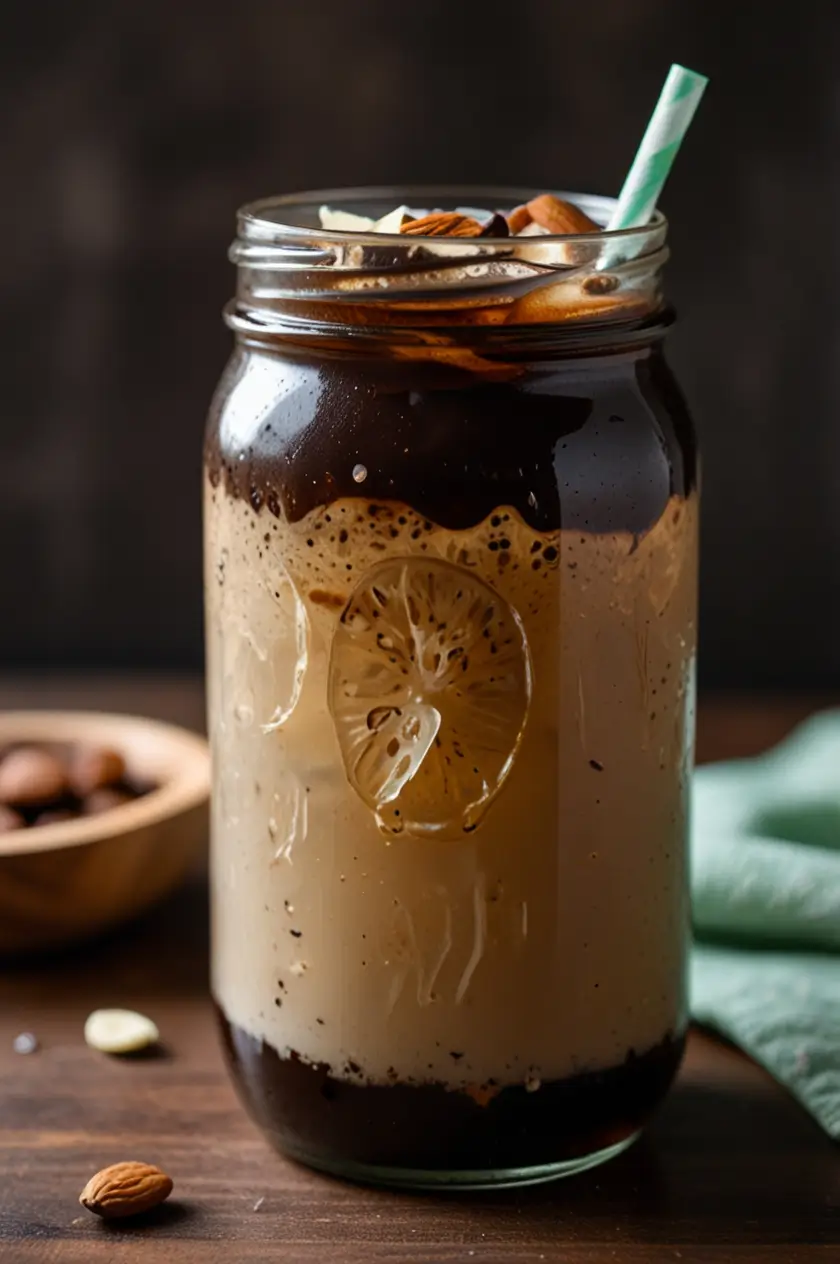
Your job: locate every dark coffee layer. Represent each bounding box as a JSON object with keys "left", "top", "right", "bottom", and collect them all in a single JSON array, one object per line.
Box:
[
  {"left": 205, "top": 342, "right": 696, "bottom": 535},
  {"left": 217, "top": 1006, "right": 685, "bottom": 1173}
]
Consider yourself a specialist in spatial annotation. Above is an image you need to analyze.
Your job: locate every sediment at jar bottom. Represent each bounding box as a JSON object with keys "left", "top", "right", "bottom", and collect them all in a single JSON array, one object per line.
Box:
[{"left": 216, "top": 1004, "right": 685, "bottom": 1173}]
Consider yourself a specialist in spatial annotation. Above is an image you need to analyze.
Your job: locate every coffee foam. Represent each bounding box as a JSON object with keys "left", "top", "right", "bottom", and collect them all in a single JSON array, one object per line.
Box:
[{"left": 208, "top": 484, "right": 697, "bottom": 1089}]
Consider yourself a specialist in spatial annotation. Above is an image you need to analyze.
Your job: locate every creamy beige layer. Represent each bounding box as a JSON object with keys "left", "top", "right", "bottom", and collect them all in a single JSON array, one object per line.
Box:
[{"left": 207, "top": 483, "right": 697, "bottom": 1088}]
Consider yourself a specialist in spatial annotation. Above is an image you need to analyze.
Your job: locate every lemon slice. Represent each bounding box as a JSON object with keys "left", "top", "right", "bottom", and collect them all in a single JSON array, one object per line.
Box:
[{"left": 329, "top": 557, "right": 531, "bottom": 838}]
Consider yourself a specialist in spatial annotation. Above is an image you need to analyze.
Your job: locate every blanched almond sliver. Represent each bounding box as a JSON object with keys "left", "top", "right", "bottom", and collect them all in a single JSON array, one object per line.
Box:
[
  {"left": 318, "top": 206, "right": 376, "bottom": 232},
  {"left": 84, "top": 1009, "right": 160, "bottom": 1054},
  {"left": 373, "top": 205, "right": 414, "bottom": 233}
]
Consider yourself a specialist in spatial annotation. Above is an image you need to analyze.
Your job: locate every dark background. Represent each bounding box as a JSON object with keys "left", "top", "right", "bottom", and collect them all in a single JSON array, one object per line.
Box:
[{"left": 1, "top": 1, "right": 834, "bottom": 687}]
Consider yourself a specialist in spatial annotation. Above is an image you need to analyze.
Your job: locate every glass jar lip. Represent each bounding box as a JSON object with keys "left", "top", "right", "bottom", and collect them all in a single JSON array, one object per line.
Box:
[
  {"left": 228, "top": 185, "right": 669, "bottom": 344},
  {"left": 235, "top": 185, "right": 667, "bottom": 246}
]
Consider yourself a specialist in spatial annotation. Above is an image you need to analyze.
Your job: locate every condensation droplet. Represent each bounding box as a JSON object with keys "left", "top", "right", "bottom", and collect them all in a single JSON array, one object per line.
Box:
[
  {"left": 352, "top": 463, "right": 368, "bottom": 483},
  {"left": 269, "top": 770, "right": 308, "bottom": 864},
  {"left": 455, "top": 873, "right": 487, "bottom": 1004},
  {"left": 234, "top": 698, "right": 255, "bottom": 727},
  {"left": 527, "top": 491, "right": 538, "bottom": 509}
]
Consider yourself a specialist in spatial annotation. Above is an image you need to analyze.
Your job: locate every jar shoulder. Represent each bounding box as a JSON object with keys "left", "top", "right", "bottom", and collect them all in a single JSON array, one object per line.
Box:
[{"left": 205, "top": 345, "right": 697, "bottom": 534}]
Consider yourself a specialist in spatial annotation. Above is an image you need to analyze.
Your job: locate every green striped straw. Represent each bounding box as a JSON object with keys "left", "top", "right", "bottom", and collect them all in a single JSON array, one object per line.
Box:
[{"left": 607, "top": 63, "right": 708, "bottom": 232}]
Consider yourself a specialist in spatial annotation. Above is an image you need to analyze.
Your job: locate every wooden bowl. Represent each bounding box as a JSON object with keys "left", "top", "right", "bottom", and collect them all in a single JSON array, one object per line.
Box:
[{"left": 0, "top": 711, "right": 210, "bottom": 956}]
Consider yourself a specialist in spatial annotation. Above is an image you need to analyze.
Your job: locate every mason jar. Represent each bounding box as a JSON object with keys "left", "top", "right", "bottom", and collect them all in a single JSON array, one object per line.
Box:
[{"left": 205, "top": 187, "right": 697, "bottom": 1189}]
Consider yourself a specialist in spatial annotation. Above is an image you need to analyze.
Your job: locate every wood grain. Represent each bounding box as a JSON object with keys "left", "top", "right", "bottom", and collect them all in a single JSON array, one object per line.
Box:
[{"left": 0, "top": 679, "right": 838, "bottom": 1262}]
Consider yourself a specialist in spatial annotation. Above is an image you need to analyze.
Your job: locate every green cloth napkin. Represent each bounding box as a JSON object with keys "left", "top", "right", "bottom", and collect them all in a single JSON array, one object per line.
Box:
[{"left": 690, "top": 711, "right": 840, "bottom": 1139}]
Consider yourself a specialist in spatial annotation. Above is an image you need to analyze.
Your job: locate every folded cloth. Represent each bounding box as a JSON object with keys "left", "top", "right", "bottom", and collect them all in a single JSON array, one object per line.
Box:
[{"left": 690, "top": 711, "right": 840, "bottom": 1139}]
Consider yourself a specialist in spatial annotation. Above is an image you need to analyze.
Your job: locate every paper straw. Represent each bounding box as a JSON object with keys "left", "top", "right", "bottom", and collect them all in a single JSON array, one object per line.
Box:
[{"left": 606, "top": 63, "right": 708, "bottom": 232}]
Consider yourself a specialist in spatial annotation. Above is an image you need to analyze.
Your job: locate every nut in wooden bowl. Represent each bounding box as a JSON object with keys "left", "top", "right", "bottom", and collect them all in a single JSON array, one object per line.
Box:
[{"left": 0, "top": 712, "right": 209, "bottom": 956}]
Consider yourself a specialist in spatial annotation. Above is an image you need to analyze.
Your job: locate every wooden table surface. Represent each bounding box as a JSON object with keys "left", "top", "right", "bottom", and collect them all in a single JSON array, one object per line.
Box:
[{"left": 0, "top": 677, "right": 838, "bottom": 1264}]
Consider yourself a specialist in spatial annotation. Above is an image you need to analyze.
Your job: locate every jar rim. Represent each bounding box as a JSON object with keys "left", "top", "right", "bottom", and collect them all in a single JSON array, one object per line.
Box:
[
  {"left": 227, "top": 185, "right": 669, "bottom": 343},
  {"left": 234, "top": 185, "right": 667, "bottom": 248}
]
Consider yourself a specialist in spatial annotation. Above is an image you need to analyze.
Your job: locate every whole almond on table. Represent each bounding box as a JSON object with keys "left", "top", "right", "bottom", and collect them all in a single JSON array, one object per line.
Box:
[
  {"left": 525, "top": 194, "right": 602, "bottom": 234},
  {"left": 79, "top": 1162, "right": 173, "bottom": 1219},
  {"left": 0, "top": 747, "right": 67, "bottom": 808},
  {"left": 401, "top": 212, "right": 484, "bottom": 237}
]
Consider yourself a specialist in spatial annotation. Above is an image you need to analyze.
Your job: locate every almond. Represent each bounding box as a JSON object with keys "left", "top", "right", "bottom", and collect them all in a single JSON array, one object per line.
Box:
[
  {"left": 0, "top": 747, "right": 67, "bottom": 808},
  {"left": 507, "top": 204, "right": 533, "bottom": 234},
  {"left": 34, "top": 807, "right": 79, "bottom": 827},
  {"left": 318, "top": 206, "right": 376, "bottom": 232},
  {"left": 372, "top": 205, "right": 413, "bottom": 233},
  {"left": 401, "top": 212, "right": 484, "bottom": 237},
  {"left": 79, "top": 1161, "right": 173, "bottom": 1219},
  {"left": 82, "top": 787, "right": 135, "bottom": 816},
  {"left": 84, "top": 1008, "right": 160, "bottom": 1054},
  {"left": 0, "top": 804, "right": 25, "bottom": 832},
  {"left": 69, "top": 745, "right": 126, "bottom": 797},
  {"left": 525, "top": 194, "right": 601, "bottom": 235}
]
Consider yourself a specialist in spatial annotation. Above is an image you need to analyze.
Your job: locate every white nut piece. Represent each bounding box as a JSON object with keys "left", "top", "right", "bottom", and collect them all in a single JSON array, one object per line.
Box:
[
  {"left": 84, "top": 1009, "right": 159, "bottom": 1054},
  {"left": 318, "top": 206, "right": 375, "bottom": 233}
]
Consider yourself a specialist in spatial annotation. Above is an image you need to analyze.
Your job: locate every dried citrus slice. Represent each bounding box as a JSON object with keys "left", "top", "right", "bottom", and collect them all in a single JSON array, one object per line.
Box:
[{"left": 328, "top": 556, "right": 531, "bottom": 838}]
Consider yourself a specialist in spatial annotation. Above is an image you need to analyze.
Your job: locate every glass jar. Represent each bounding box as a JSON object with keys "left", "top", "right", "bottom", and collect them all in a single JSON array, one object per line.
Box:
[{"left": 205, "top": 187, "right": 697, "bottom": 1189}]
